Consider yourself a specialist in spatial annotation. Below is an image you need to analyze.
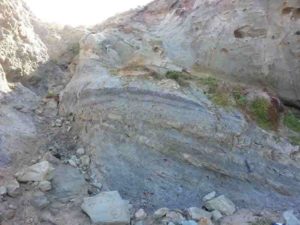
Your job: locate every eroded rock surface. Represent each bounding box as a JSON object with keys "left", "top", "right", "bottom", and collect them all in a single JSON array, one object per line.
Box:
[
  {"left": 59, "top": 10, "right": 300, "bottom": 210},
  {"left": 0, "top": 0, "right": 300, "bottom": 224}
]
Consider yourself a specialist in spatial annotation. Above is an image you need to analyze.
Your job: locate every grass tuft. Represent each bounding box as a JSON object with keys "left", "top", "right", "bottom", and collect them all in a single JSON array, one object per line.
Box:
[
  {"left": 249, "top": 98, "right": 277, "bottom": 130},
  {"left": 284, "top": 112, "right": 300, "bottom": 132},
  {"left": 165, "top": 71, "right": 183, "bottom": 81},
  {"left": 289, "top": 136, "right": 300, "bottom": 146}
]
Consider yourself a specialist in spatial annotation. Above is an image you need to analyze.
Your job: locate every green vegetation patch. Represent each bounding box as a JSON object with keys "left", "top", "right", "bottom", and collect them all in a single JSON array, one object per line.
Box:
[
  {"left": 250, "top": 218, "right": 273, "bottom": 225},
  {"left": 249, "top": 98, "right": 278, "bottom": 130},
  {"left": 289, "top": 136, "right": 300, "bottom": 146},
  {"left": 211, "top": 92, "right": 230, "bottom": 106},
  {"left": 46, "top": 91, "right": 59, "bottom": 99},
  {"left": 165, "top": 71, "right": 184, "bottom": 81},
  {"left": 198, "top": 76, "right": 218, "bottom": 93},
  {"left": 284, "top": 112, "right": 300, "bottom": 132},
  {"left": 232, "top": 87, "right": 247, "bottom": 107}
]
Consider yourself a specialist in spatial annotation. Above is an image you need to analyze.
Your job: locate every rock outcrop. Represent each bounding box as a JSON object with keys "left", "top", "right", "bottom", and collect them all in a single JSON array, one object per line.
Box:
[
  {"left": 59, "top": 0, "right": 300, "bottom": 211},
  {"left": 0, "top": 0, "right": 300, "bottom": 224},
  {"left": 92, "top": 0, "right": 300, "bottom": 107},
  {"left": 0, "top": 0, "right": 48, "bottom": 81}
]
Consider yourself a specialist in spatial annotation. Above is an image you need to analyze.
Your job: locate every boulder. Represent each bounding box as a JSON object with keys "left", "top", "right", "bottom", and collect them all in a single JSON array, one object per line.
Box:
[
  {"left": 15, "top": 161, "right": 54, "bottom": 182},
  {"left": 81, "top": 191, "right": 131, "bottom": 225},
  {"left": 204, "top": 195, "right": 236, "bottom": 216},
  {"left": 51, "top": 165, "right": 87, "bottom": 201}
]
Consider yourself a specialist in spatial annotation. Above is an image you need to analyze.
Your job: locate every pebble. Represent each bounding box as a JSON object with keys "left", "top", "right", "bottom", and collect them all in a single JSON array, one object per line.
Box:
[
  {"left": 198, "top": 217, "right": 214, "bottom": 225},
  {"left": 68, "top": 155, "right": 79, "bottom": 167},
  {"left": 76, "top": 148, "right": 85, "bottom": 155},
  {"left": 39, "top": 181, "right": 52, "bottom": 192},
  {"left": 154, "top": 207, "right": 169, "bottom": 218},
  {"left": 80, "top": 155, "right": 90, "bottom": 167},
  {"left": 135, "top": 208, "right": 147, "bottom": 220}
]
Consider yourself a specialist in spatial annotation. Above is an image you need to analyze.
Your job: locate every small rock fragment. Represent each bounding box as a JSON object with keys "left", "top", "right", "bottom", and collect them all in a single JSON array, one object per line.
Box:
[
  {"left": 166, "top": 211, "right": 185, "bottom": 223},
  {"left": 187, "top": 207, "right": 211, "bottom": 221},
  {"left": 204, "top": 195, "right": 236, "bottom": 216},
  {"left": 81, "top": 191, "right": 131, "bottom": 225},
  {"left": 283, "top": 210, "right": 300, "bottom": 225},
  {"left": 6, "top": 179, "right": 20, "bottom": 197},
  {"left": 135, "top": 208, "right": 147, "bottom": 220},
  {"left": 154, "top": 208, "right": 169, "bottom": 219},
  {"left": 198, "top": 217, "right": 214, "bottom": 225},
  {"left": 0, "top": 186, "right": 7, "bottom": 196},
  {"left": 39, "top": 181, "right": 52, "bottom": 192},
  {"left": 54, "top": 118, "right": 63, "bottom": 127},
  {"left": 31, "top": 192, "right": 50, "bottom": 209},
  {"left": 202, "top": 191, "right": 216, "bottom": 202},
  {"left": 15, "top": 161, "right": 54, "bottom": 182},
  {"left": 80, "top": 155, "right": 90, "bottom": 167},
  {"left": 68, "top": 155, "right": 79, "bottom": 167},
  {"left": 211, "top": 210, "right": 222, "bottom": 221},
  {"left": 92, "top": 181, "right": 103, "bottom": 190},
  {"left": 76, "top": 148, "right": 85, "bottom": 155}
]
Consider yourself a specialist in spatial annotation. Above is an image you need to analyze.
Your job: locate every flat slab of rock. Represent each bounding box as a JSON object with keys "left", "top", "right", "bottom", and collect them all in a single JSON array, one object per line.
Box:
[
  {"left": 283, "top": 210, "right": 300, "bottom": 225},
  {"left": 81, "top": 191, "right": 131, "bottom": 225},
  {"left": 187, "top": 207, "right": 211, "bottom": 221},
  {"left": 15, "top": 161, "right": 54, "bottom": 182},
  {"left": 204, "top": 195, "right": 236, "bottom": 216}
]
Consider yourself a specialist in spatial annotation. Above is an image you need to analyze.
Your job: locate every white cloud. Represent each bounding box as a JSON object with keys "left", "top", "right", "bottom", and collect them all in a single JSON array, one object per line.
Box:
[{"left": 25, "top": 0, "right": 152, "bottom": 26}]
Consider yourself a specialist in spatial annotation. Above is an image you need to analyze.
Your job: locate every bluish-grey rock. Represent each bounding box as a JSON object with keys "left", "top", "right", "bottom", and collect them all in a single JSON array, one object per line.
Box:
[
  {"left": 81, "top": 191, "right": 131, "bottom": 225},
  {"left": 204, "top": 195, "right": 236, "bottom": 216},
  {"left": 283, "top": 210, "right": 300, "bottom": 225}
]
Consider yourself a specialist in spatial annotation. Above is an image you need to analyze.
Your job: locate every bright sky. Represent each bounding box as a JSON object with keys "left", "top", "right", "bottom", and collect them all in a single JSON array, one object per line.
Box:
[{"left": 25, "top": 0, "right": 153, "bottom": 26}]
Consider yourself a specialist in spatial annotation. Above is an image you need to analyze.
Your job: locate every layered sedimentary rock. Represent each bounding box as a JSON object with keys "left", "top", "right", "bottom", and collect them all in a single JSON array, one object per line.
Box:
[
  {"left": 60, "top": 0, "right": 300, "bottom": 210},
  {"left": 93, "top": 0, "right": 300, "bottom": 107}
]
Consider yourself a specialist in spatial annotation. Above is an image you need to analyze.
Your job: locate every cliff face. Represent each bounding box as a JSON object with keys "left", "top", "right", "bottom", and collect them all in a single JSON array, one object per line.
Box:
[
  {"left": 59, "top": 0, "right": 300, "bottom": 211},
  {"left": 91, "top": 0, "right": 300, "bottom": 107}
]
